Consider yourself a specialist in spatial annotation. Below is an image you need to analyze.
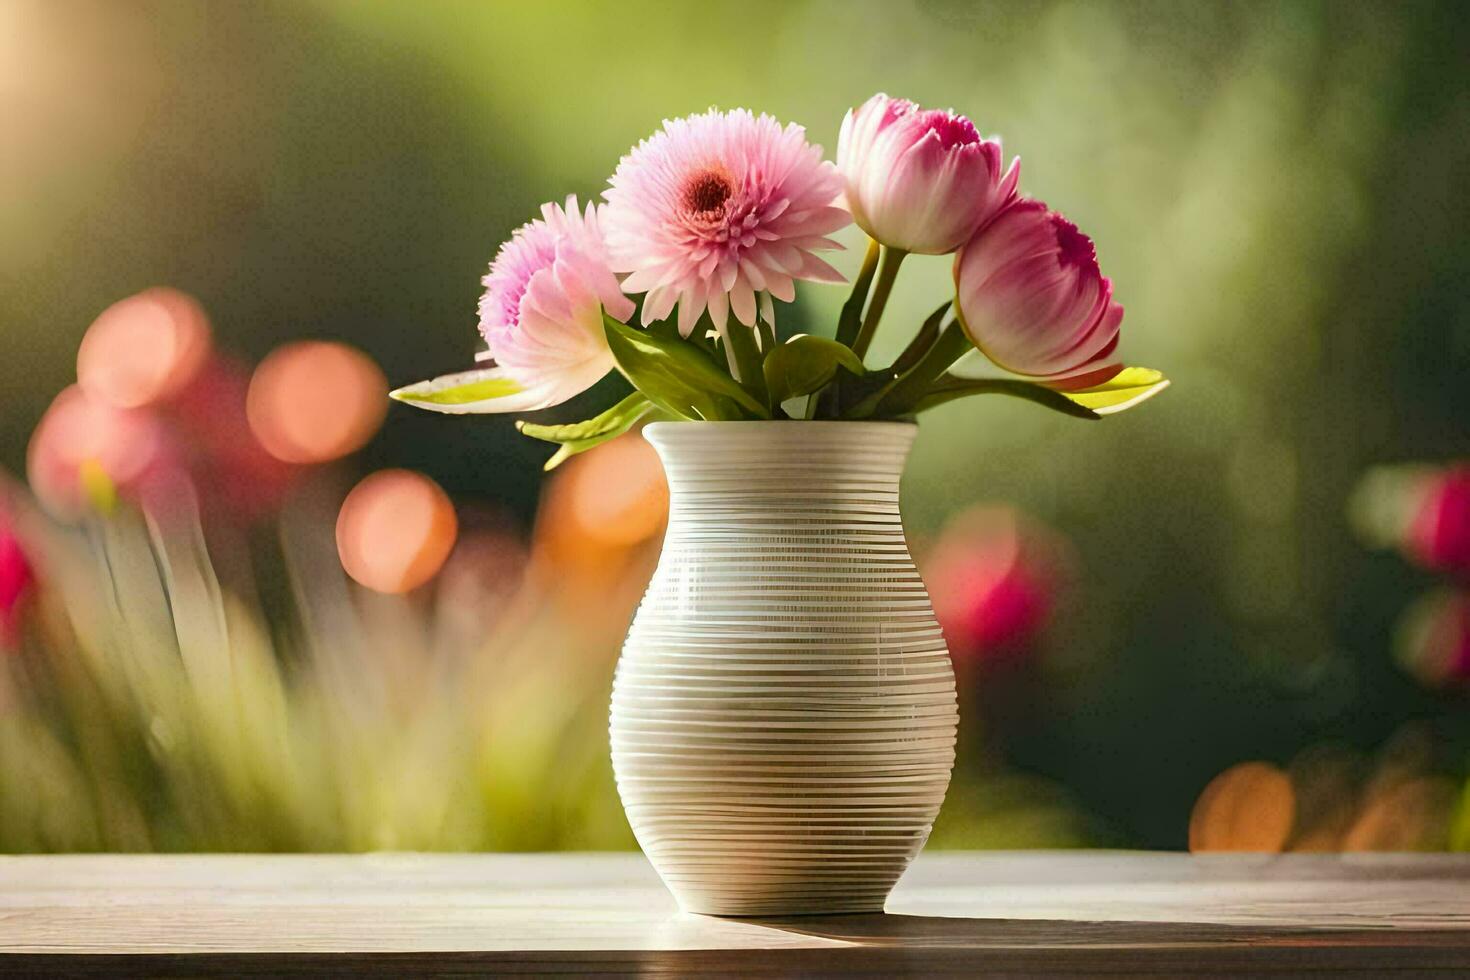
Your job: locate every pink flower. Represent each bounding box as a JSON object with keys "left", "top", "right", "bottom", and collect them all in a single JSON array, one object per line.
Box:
[
  {"left": 398, "top": 198, "right": 633, "bottom": 415},
  {"left": 168, "top": 356, "right": 296, "bottom": 523},
  {"left": 1407, "top": 465, "right": 1470, "bottom": 577},
  {"left": 602, "top": 108, "right": 849, "bottom": 336},
  {"left": 0, "top": 507, "right": 33, "bottom": 646},
  {"left": 1397, "top": 589, "right": 1470, "bottom": 691},
  {"left": 954, "top": 199, "right": 1123, "bottom": 389},
  {"left": 922, "top": 505, "right": 1064, "bottom": 664},
  {"left": 26, "top": 385, "right": 181, "bottom": 521},
  {"left": 838, "top": 94, "right": 1018, "bottom": 255},
  {"left": 451, "top": 196, "right": 635, "bottom": 413}
]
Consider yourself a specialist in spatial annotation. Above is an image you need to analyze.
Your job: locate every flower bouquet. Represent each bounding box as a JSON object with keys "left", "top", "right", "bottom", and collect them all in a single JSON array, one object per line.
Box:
[{"left": 392, "top": 95, "right": 1168, "bottom": 916}]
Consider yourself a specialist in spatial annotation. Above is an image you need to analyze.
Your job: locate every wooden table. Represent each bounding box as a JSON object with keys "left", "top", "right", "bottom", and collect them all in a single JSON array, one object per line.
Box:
[{"left": 1, "top": 851, "right": 1466, "bottom": 975}]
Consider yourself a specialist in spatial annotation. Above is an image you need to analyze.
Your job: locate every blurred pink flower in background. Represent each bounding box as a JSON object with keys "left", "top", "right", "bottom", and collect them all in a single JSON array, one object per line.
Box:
[
  {"left": 603, "top": 108, "right": 849, "bottom": 335},
  {"left": 837, "top": 93, "right": 1018, "bottom": 255},
  {"left": 168, "top": 356, "right": 297, "bottom": 523},
  {"left": 33, "top": 288, "right": 317, "bottom": 525},
  {"left": 921, "top": 505, "right": 1068, "bottom": 664},
  {"left": 1406, "top": 465, "right": 1470, "bottom": 577},
  {"left": 1396, "top": 589, "right": 1470, "bottom": 691},
  {"left": 26, "top": 385, "right": 181, "bottom": 520},
  {"left": 0, "top": 506, "right": 34, "bottom": 646},
  {"left": 435, "top": 513, "right": 530, "bottom": 636},
  {"left": 954, "top": 199, "right": 1123, "bottom": 390}
]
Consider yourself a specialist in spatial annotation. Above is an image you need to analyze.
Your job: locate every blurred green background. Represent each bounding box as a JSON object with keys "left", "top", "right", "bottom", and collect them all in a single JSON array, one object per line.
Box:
[{"left": 2, "top": 0, "right": 1467, "bottom": 850}]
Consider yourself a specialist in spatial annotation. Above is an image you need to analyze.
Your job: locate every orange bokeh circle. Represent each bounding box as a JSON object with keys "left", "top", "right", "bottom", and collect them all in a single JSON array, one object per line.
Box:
[
  {"left": 1188, "top": 761, "right": 1296, "bottom": 853},
  {"left": 336, "top": 469, "right": 458, "bottom": 594},
  {"left": 561, "top": 434, "right": 669, "bottom": 547},
  {"left": 247, "top": 341, "right": 388, "bottom": 464},
  {"left": 77, "top": 287, "right": 211, "bottom": 409}
]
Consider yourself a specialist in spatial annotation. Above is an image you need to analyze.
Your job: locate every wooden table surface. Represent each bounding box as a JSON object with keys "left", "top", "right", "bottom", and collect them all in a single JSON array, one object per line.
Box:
[{"left": 1, "top": 851, "right": 1467, "bottom": 975}]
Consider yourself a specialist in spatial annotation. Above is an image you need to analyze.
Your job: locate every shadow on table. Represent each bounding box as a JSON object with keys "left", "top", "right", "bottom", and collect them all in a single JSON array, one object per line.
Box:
[{"left": 747, "top": 911, "right": 1470, "bottom": 949}]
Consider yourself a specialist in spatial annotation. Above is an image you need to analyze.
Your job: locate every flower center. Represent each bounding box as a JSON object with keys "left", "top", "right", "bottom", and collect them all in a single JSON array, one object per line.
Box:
[
  {"left": 918, "top": 109, "right": 980, "bottom": 150},
  {"left": 683, "top": 168, "right": 734, "bottom": 216},
  {"left": 1050, "top": 214, "right": 1097, "bottom": 272}
]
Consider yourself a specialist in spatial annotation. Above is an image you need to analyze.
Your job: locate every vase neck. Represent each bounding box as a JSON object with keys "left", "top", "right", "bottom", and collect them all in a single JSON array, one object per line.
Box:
[{"left": 644, "top": 422, "right": 916, "bottom": 526}]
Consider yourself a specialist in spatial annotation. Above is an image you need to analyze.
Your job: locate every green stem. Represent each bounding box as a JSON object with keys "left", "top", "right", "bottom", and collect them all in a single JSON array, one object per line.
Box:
[
  {"left": 834, "top": 238, "right": 881, "bottom": 349},
  {"left": 851, "top": 246, "right": 907, "bottom": 362},
  {"left": 875, "top": 321, "right": 975, "bottom": 416}
]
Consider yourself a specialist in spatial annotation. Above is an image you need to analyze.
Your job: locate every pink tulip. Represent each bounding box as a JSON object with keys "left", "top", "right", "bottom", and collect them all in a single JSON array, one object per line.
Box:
[
  {"left": 954, "top": 199, "right": 1123, "bottom": 389},
  {"left": 1407, "top": 465, "right": 1470, "bottom": 576},
  {"left": 837, "top": 94, "right": 1018, "bottom": 255},
  {"left": 0, "top": 508, "right": 33, "bottom": 646}
]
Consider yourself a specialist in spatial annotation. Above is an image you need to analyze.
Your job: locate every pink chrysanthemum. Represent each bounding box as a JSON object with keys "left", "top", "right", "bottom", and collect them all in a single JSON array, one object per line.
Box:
[
  {"left": 602, "top": 108, "right": 851, "bottom": 337},
  {"left": 466, "top": 196, "right": 634, "bottom": 412}
]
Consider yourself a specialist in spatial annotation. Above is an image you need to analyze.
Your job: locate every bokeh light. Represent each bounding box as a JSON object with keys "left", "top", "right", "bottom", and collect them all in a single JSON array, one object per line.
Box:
[
  {"left": 557, "top": 433, "right": 669, "bottom": 548},
  {"left": 1188, "top": 761, "right": 1295, "bottom": 853},
  {"left": 247, "top": 341, "right": 388, "bottom": 464},
  {"left": 528, "top": 431, "right": 668, "bottom": 619},
  {"left": 336, "top": 469, "right": 458, "bottom": 594},
  {"left": 1284, "top": 744, "right": 1360, "bottom": 852},
  {"left": 1343, "top": 776, "right": 1457, "bottom": 851},
  {"left": 76, "top": 287, "right": 211, "bottom": 410}
]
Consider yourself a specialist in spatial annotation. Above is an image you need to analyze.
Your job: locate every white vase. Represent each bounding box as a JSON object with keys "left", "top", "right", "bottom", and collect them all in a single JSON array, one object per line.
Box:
[{"left": 610, "top": 420, "right": 957, "bottom": 916}]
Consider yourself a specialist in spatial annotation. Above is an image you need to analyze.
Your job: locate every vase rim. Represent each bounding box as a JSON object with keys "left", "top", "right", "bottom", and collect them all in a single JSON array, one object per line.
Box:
[{"left": 642, "top": 418, "right": 918, "bottom": 459}]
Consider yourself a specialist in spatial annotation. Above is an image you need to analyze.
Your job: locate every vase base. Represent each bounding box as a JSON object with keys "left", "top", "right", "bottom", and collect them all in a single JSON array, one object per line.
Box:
[{"left": 678, "top": 899, "right": 888, "bottom": 917}]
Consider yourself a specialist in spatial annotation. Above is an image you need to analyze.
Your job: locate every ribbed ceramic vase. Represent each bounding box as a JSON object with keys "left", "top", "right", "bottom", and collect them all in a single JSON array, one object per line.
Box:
[{"left": 610, "top": 420, "right": 957, "bottom": 916}]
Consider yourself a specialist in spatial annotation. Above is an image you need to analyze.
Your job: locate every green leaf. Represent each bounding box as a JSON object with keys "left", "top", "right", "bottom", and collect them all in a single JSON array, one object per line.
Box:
[
  {"left": 891, "top": 301, "right": 950, "bottom": 375},
  {"left": 762, "top": 335, "right": 865, "bottom": 407},
  {"left": 390, "top": 367, "right": 555, "bottom": 414},
  {"left": 396, "top": 375, "right": 520, "bottom": 405},
  {"left": 1061, "top": 367, "right": 1171, "bottom": 415},
  {"left": 821, "top": 363, "right": 897, "bottom": 419},
  {"left": 913, "top": 377, "right": 1101, "bottom": 421},
  {"left": 516, "top": 392, "right": 657, "bottom": 470},
  {"left": 845, "top": 303, "right": 955, "bottom": 418},
  {"left": 602, "top": 313, "right": 769, "bottom": 421}
]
